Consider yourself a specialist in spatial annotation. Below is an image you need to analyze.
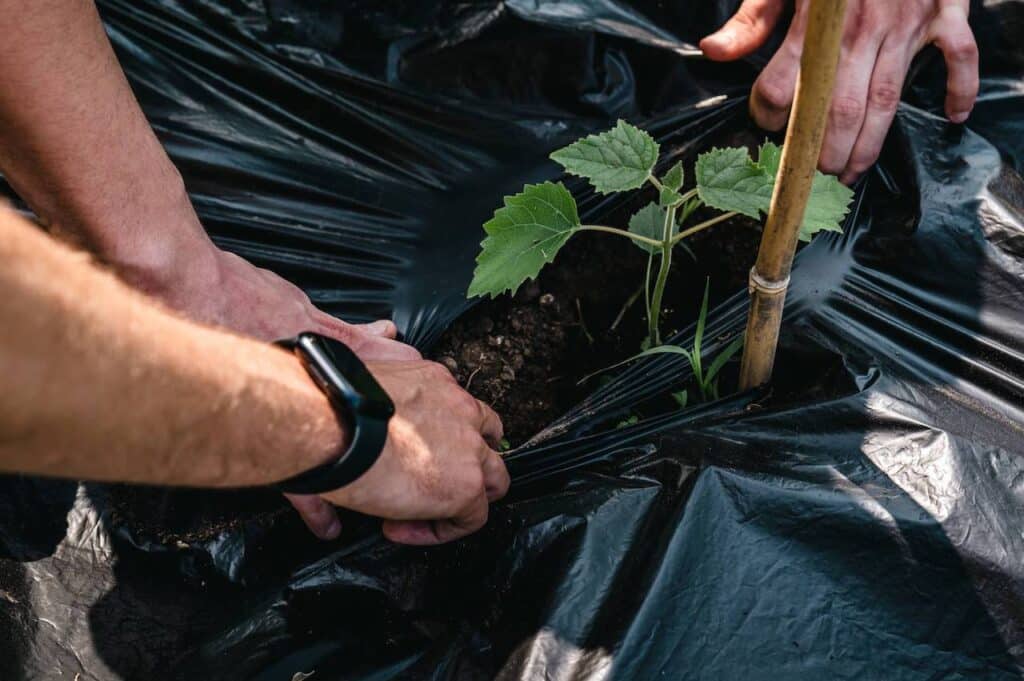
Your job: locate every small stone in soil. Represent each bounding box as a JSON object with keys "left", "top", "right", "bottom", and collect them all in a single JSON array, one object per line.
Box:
[{"left": 539, "top": 293, "right": 555, "bottom": 306}]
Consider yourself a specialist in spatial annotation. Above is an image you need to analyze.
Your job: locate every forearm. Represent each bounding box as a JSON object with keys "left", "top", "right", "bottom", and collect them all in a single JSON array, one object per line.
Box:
[
  {"left": 0, "top": 208, "right": 344, "bottom": 488},
  {"left": 0, "top": 0, "right": 216, "bottom": 289}
]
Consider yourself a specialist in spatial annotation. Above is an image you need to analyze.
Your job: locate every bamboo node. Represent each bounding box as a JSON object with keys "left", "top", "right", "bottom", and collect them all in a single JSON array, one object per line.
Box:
[{"left": 748, "top": 267, "right": 790, "bottom": 296}]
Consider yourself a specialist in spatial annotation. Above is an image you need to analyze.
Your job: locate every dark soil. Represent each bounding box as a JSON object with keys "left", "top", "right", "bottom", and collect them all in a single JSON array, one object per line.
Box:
[
  {"left": 106, "top": 484, "right": 289, "bottom": 544},
  {"left": 430, "top": 211, "right": 763, "bottom": 446}
]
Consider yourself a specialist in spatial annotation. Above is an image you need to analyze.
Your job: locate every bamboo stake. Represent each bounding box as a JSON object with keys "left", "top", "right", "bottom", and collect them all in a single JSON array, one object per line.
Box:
[{"left": 738, "top": 0, "right": 847, "bottom": 390}]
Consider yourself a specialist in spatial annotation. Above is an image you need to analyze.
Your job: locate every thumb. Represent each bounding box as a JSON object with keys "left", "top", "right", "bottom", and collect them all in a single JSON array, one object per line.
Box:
[{"left": 700, "top": 0, "right": 785, "bottom": 61}]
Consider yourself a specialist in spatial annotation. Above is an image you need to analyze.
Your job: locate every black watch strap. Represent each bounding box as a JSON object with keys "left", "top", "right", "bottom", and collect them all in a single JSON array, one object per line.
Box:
[{"left": 274, "top": 333, "right": 394, "bottom": 495}]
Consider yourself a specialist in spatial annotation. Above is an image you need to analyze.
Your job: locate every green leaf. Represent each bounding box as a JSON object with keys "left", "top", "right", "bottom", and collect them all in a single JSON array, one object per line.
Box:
[
  {"left": 693, "top": 279, "right": 710, "bottom": 381},
  {"left": 696, "top": 143, "right": 853, "bottom": 241},
  {"left": 616, "top": 415, "right": 640, "bottom": 429},
  {"left": 800, "top": 173, "right": 853, "bottom": 241},
  {"left": 659, "top": 187, "right": 683, "bottom": 207},
  {"left": 662, "top": 161, "right": 684, "bottom": 192},
  {"left": 755, "top": 141, "right": 853, "bottom": 241},
  {"left": 695, "top": 147, "right": 773, "bottom": 219},
  {"left": 703, "top": 335, "right": 744, "bottom": 388},
  {"left": 756, "top": 141, "right": 782, "bottom": 176},
  {"left": 550, "top": 120, "right": 659, "bottom": 194},
  {"left": 468, "top": 182, "right": 580, "bottom": 298},
  {"left": 628, "top": 202, "right": 672, "bottom": 254},
  {"left": 672, "top": 390, "right": 689, "bottom": 408},
  {"left": 578, "top": 343, "right": 694, "bottom": 385}
]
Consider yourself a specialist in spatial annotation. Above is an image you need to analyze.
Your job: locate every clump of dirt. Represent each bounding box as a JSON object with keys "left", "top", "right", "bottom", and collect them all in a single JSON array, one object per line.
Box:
[{"left": 430, "top": 212, "right": 763, "bottom": 445}]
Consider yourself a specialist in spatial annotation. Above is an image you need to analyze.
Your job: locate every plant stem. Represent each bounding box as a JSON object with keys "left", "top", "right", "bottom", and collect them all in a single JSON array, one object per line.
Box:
[
  {"left": 611, "top": 284, "right": 644, "bottom": 331},
  {"left": 647, "top": 174, "right": 666, "bottom": 192},
  {"left": 677, "top": 188, "right": 699, "bottom": 205},
  {"left": 578, "top": 225, "right": 662, "bottom": 248},
  {"left": 647, "top": 203, "right": 678, "bottom": 344},
  {"left": 670, "top": 211, "right": 738, "bottom": 246},
  {"left": 643, "top": 252, "right": 653, "bottom": 331},
  {"left": 575, "top": 298, "right": 594, "bottom": 344}
]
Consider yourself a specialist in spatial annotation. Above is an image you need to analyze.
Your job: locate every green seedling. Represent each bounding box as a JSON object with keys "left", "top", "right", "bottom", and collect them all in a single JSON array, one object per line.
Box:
[
  {"left": 618, "top": 280, "right": 743, "bottom": 402},
  {"left": 467, "top": 121, "right": 852, "bottom": 400},
  {"left": 578, "top": 280, "right": 743, "bottom": 404}
]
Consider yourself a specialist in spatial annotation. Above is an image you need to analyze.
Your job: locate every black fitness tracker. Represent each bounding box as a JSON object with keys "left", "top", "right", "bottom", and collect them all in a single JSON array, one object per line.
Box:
[{"left": 274, "top": 332, "right": 394, "bottom": 495}]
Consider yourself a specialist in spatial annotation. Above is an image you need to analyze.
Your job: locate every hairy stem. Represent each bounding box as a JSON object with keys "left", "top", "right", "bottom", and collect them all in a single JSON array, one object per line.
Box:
[
  {"left": 647, "top": 174, "right": 666, "bottom": 192},
  {"left": 670, "top": 211, "right": 738, "bottom": 246},
  {"left": 579, "top": 225, "right": 662, "bottom": 248},
  {"left": 647, "top": 203, "right": 678, "bottom": 344}
]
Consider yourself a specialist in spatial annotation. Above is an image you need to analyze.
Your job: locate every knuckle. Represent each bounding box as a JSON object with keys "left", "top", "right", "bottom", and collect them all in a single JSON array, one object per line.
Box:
[
  {"left": 830, "top": 96, "right": 865, "bottom": 128},
  {"left": 946, "top": 38, "right": 978, "bottom": 63},
  {"left": 450, "top": 390, "right": 480, "bottom": 418},
  {"left": 868, "top": 83, "right": 901, "bottom": 111},
  {"left": 423, "top": 361, "right": 454, "bottom": 381},
  {"left": 755, "top": 78, "right": 790, "bottom": 111},
  {"left": 458, "top": 465, "right": 486, "bottom": 497}
]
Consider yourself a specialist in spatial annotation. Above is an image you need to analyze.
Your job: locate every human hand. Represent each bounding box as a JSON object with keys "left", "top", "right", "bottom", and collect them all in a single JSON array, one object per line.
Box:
[
  {"left": 700, "top": 0, "right": 979, "bottom": 184},
  {"left": 134, "top": 237, "right": 423, "bottom": 539},
  {"left": 148, "top": 246, "right": 419, "bottom": 359},
  {"left": 322, "top": 360, "right": 511, "bottom": 545}
]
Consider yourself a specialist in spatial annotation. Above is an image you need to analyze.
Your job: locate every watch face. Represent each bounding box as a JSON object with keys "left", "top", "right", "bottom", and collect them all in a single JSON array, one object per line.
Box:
[{"left": 298, "top": 334, "right": 395, "bottom": 418}]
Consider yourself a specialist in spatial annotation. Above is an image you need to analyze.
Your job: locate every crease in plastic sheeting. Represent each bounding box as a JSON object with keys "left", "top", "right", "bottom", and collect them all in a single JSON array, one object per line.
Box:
[
  {"left": 501, "top": 628, "right": 613, "bottom": 681},
  {"left": 505, "top": 0, "right": 702, "bottom": 57}
]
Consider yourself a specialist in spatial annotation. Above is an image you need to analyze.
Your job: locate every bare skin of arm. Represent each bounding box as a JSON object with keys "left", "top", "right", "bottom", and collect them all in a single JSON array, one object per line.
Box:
[
  {"left": 0, "top": 0, "right": 425, "bottom": 536},
  {"left": 0, "top": 207, "right": 509, "bottom": 545},
  {"left": 0, "top": 0, "right": 416, "bottom": 357}
]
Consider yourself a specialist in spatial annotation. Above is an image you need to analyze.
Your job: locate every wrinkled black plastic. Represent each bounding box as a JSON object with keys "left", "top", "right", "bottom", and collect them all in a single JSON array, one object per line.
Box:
[{"left": 3, "top": 1, "right": 1024, "bottom": 679}]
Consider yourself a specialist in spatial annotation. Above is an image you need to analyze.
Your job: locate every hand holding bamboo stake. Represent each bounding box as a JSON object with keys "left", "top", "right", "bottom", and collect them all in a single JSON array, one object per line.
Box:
[{"left": 738, "top": 0, "right": 848, "bottom": 390}]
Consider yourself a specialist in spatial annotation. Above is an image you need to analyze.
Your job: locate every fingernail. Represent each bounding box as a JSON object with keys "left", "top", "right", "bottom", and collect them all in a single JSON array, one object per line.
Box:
[
  {"left": 950, "top": 111, "right": 970, "bottom": 124},
  {"left": 364, "top": 320, "right": 394, "bottom": 335},
  {"left": 707, "top": 29, "right": 733, "bottom": 49},
  {"left": 323, "top": 517, "right": 342, "bottom": 540}
]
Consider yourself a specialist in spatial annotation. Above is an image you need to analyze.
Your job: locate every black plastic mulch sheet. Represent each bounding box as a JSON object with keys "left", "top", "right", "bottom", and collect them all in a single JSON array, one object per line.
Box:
[{"left": 2, "top": 1, "right": 1024, "bottom": 679}]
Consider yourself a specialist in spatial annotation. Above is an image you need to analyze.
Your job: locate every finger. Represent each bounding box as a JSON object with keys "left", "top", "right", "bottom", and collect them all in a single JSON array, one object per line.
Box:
[
  {"left": 356, "top": 320, "right": 399, "bottom": 339},
  {"left": 382, "top": 495, "right": 489, "bottom": 545},
  {"left": 819, "top": 38, "right": 882, "bottom": 176},
  {"left": 700, "top": 0, "right": 785, "bottom": 61},
  {"left": 356, "top": 337, "right": 422, "bottom": 361},
  {"left": 750, "top": 34, "right": 803, "bottom": 131},
  {"left": 931, "top": 4, "right": 979, "bottom": 123},
  {"left": 284, "top": 493, "right": 342, "bottom": 540},
  {"left": 311, "top": 310, "right": 359, "bottom": 339},
  {"left": 482, "top": 450, "right": 511, "bottom": 502},
  {"left": 841, "top": 38, "right": 909, "bottom": 184},
  {"left": 476, "top": 400, "right": 504, "bottom": 449},
  {"left": 748, "top": 1, "right": 812, "bottom": 131},
  {"left": 314, "top": 312, "right": 421, "bottom": 360}
]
